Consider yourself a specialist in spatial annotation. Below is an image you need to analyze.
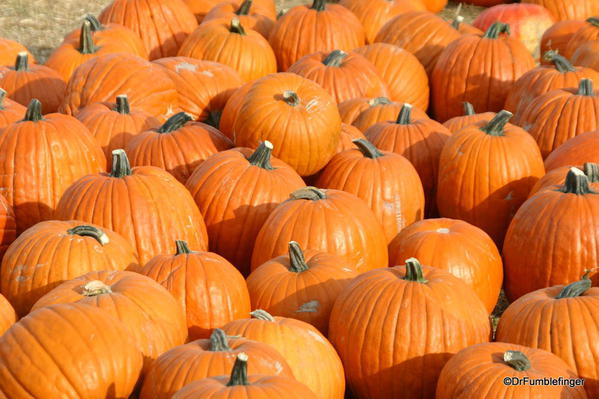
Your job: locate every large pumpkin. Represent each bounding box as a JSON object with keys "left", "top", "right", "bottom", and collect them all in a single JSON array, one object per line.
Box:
[
  {"left": 185, "top": 141, "right": 305, "bottom": 275},
  {"left": 136, "top": 240, "right": 250, "bottom": 340},
  {"left": 544, "top": 130, "right": 599, "bottom": 170},
  {"left": 0, "top": 88, "right": 25, "bottom": 129},
  {"left": 541, "top": 19, "right": 587, "bottom": 59},
  {"left": 201, "top": 0, "right": 276, "bottom": 38},
  {"left": 442, "top": 102, "right": 496, "bottom": 133},
  {"left": 251, "top": 187, "right": 388, "bottom": 273},
  {"left": 522, "top": 0, "right": 599, "bottom": 21},
  {"left": 0, "top": 294, "right": 16, "bottom": 335},
  {"left": 503, "top": 167, "right": 599, "bottom": 301},
  {"left": 328, "top": 258, "right": 491, "bottom": 399},
  {"left": 0, "top": 38, "right": 35, "bottom": 66},
  {"left": 54, "top": 149, "right": 208, "bottom": 264}
]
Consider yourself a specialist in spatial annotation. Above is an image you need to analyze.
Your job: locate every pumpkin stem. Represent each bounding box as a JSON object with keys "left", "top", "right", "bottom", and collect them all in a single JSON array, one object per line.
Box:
[
  {"left": 226, "top": 353, "right": 250, "bottom": 386},
  {"left": 290, "top": 186, "right": 327, "bottom": 201},
  {"left": 584, "top": 162, "right": 599, "bottom": 183},
  {"left": 483, "top": 22, "right": 510, "bottom": 39},
  {"left": 463, "top": 102, "right": 475, "bottom": 115},
  {"left": 235, "top": 0, "right": 252, "bottom": 15},
  {"left": 84, "top": 14, "right": 104, "bottom": 31},
  {"left": 175, "top": 240, "right": 193, "bottom": 255},
  {"left": 209, "top": 329, "right": 232, "bottom": 351},
  {"left": 288, "top": 241, "right": 309, "bottom": 273},
  {"left": 587, "top": 17, "right": 599, "bottom": 28},
  {"left": 23, "top": 99, "right": 43, "bottom": 122},
  {"left": 562, "top": 167, "right": 594, "bottom": 195},
  {"left": 15, "top": 52, "right": 29, "bottom": 71},
  {"left": 311, "top": 0, "right": 326, "bottom": 11},
  {"left": 353, "top": 139, "right": 383, "bottom": 159},
  {"left": 203, "top": 110, "right": 221, "bottom": 129},
  {"left": 396, "top": 103, "right": 412, "bottom": 125},
  {"left": 503, "top": 351, "right": 531, "bottom": 371},
  {"left": 481, "top": 110, "right": 512, "bottom": 136},
  {"left": 230, "top": 18, "right": 246, "bottom": 35},
  {"left": 0, "top": 89, "right": 6, "bottom": 110},
  {"left": 403, "top": 257, "right": 428, "bottom": 283},
  {"left": 323, "top": 50, "right": 348, "bottom": 67},
  {"left": 577, "top": 79, "right": 594, "bottom": 96},
  {"left": 158, "top": 112, "right": 192, "bottom": 133},
  {"left": 250, "top": 309, "right": 275, "bottom": 321},
  {"left": 82, "top": 280, "right": 112, "bottom": 296},
  {"left": 67, "top": 225, "right": 109, "bottom": 245},
  {"left": 451, "top": 15, "right": 464, "bottom": 30},
  {"left": 247, "top": 141, "right": 274, "bottom": 170},
  {"left": 78, "top": 20, "right": 98, "bottom": 54},
  {"left": 368, "top": 97, "right": 391, "bottom": 107},
  {"left": 556, "top": 270, "right": 593, "bottom": 299},
  {"left": 543, "top": 50, "right": 576, "bottom": 73},
  {"left": 282, "top": 90, "right": 300, "bottom": 107},
  {"left": 110, "top": 149, "right": 132, "bottom": 178},
  {"left": 115, "top": 94, "right": 130, "bottom": 114}
]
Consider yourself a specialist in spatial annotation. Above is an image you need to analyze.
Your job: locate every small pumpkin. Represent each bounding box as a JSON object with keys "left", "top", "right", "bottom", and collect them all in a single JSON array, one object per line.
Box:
[
  {"left": 0, "top": 38, "right": 35, "bottom": 66},
  {"left": 0, "top": 294, "right": 16, "bottom": 335},
  {"left": 442, "top": 102, "right": 496, "bottom": 133},
  {"left": 540, "top": 20, "right": 587, "bottom": 60},
  {"left": 522, "top": 0, "right": 599, "bottom": 21},
  {"left": 572, "top": 40, "right": 599, "bottom": 72},
  {"left": 349, "top": 98, "right": 429, "bottom": 132},
  {"left": 0, "top": 88, "right": 26, "bottom": 129},
  {"left": 201, "top": 0, "right": 276, "bottom": 38},
  {"left": 544, "top": 130, "right": 599, "bottom": 171},
  {"left": 529, "top": 162, "right": 599, "bottom": 197}
]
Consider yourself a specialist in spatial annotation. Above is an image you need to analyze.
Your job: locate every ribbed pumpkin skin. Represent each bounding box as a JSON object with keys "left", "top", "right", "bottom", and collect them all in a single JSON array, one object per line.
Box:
[
  {"left": 0, "top": 303, "right": 143, "bottom": 399},
  {"left": 436, "top": 342, "right": 587, "bottom": 399},
  {"left": 351, "top": 100, "right": 429, "bottom": 132},
  {"left": 223, "top": 314, "right": 346, "bottom": 399},
  {"left": 437, "top": 119, "right": 545, "bottom": 246},
  {"left": 523, "top": 0, "right": 599, "bottom": 21},
  {"left": 126, "top": 121, "right": 233, "bottom": 183},
  {"left": 328, "top": 264, "right": 491, "bottom": 399},
  {"left": 564, "top": 18, "right": 599, "bottom": 57},
  {"left": 287, "top": 50, "right": 388, "bottom": 104},
  {"left": 0, "top": 92, "right": 25, "bottom": 128},
  {"left": 0, "top": 220, "right": 138, "bottom": 317},
  {"left": 544, "top": 130, "right": 599, "bottom": 171},
  {"left": 268, "top": 1, "right": 365, "bottom": 71},
  {"left": 336, "top": 123, "right": 366, "bottom": 153},
  {"left": 375, "top": 11, "right": 461, "bottom": 75},
  {"left": 431, "top": 29, "right": 536, "bottom": 122},
  {"left": 60, "top": 53, "right": 178, "bottom": 118},
  {"left": 140, "top": 335, "right": 294, "bottom": 399},
  {"left": 572, "top": 40, "right": 599, "bottom": 72},
  {"left": 201, "top": 1, "right": 276, "bottom": 38},
  {"left": 0, "top": 294, "right": 16, "bottom": 335},
  {"left": 496, "top": 286, "right": 599, "bottom": 397},
  {"left": 315, "top": 146, "right": 425, "bottom": 242},
  {"left": 442, "top": 110, "right": 496, "bottom": 133},
  {"left": 218, "top": 81, "right": 252, "bottom": 139},
  {"left": 32, "top": 270, "right": 187, "bottom": 371},
  {"left": 99, "top": 0, "right": 198, "bottom": 60},
  {"left": 515, "top": 85, "right": 599, "bottom": 158},
  {"left": 62, "top": 21, "right": 148, "bottom": 58},
  {"left": 0, "top": 194, "right": 16, "bottom": 261},
  {"left": 153, "top": 57, "right": 243, "bottom": 123},
  {"left": 137, "top": 249, "right": 250, "bottom": 340},
  {"left": 251, "top": 188, "right": 388, "bottom": 273},
  {"left": 185, "top": 147, "right": 305, "bottom": 276},
  {"left": 354, "top": 43, "right": 429, "bottom": 111},
  {"left": 0, "top": 111, "right": 106, "bottom": 233},
  {"left": 54, "top": 164, "right": 208, "bottom": 265},
  {"left": 388, "top": 218, "right": 503, "bottom": 313},
  {"left": 76, "top": 98, "right": 161, "bottom": 162},
  {"left": 177, "top": 20, "right": 276, "bottom": 82},
  {"left": 541, "top": 20, "right": 587, "bottom": 59},
  {"left": 0, "top": 39, "right": 35, "bottom": 66},
  {"left": 233, "top": 73, "right": 341, "bottom": 176}
]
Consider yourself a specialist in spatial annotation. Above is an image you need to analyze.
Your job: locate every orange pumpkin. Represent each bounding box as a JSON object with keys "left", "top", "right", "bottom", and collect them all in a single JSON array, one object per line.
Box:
[
  {"left": 0, "top": 88, "right": 26, "bottom": 129},
  {"left": 350, "top": 99, "right": 429, "bottom": 132},
  {"left": 0, "top": 38, "right": 35, "bottom": 66},
  {"left": 338, "top": 96, "right": 390, "bottom": 124},
  {"left": 523, "top": 0, "right": 599, "bottom": 21},
  {"left": 442, "top": 102, "right": 496, "bottom": 133},
  {"left": 336, "top": 123, "right": 366, "bottom": 153},
  {"left": 530, "top": 163, "right": 599, "bottom": 199},
  {"left": 541, "top": 20, "right": 586, "bottom": 60},
  {"left": 137, "top": 240, "right": 250, "bottom": 340},
  {"left": 544, "top": 130, "right": 599, "bottom": 171},
  {"left": 201, "top": 0, "right": 276, "bottom": 38},
  {"left": 572, "top": 40, "right": 599, "bottom": 72},
  {"left": 564, "top": 17, "right": 599, "bottom": 58},
  {"left": 0, "top": 294, "right": 16, "bottom": 335}
]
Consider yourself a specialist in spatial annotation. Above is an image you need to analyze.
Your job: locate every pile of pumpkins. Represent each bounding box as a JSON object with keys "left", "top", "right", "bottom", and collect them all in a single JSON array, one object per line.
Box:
[{"left": 0, "top": 0, "right": 598, "bottom": 397}]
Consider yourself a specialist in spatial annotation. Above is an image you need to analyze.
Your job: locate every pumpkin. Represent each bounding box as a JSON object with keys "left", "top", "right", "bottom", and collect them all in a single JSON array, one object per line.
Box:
[
  {"left": 0, "top": 293, "right": 15, "bottom": 335},
  {"left": 505, "top": 51, "right": 599, "bottom": 116},
  {"left": 496, "top": 272, "right": 599, "bottom": 397},
  {"left": 0, "top": 53, "right": 66, "bottom": 113},
  {"left": 564, "top": 17, "right": 599, "bottom": 57},
  {"left": 0, "top": 38, "right": 35, "bottom": 66},
  {"left": 437, "top": 111, "right": 545, "bottom": 245},
  {"left": 572, "top": 40, "right": 599, "bottom": 71},
  {"left": 75, "top": 94, "right": 161, "bottom": 162},
  {"left": 503, "top": 167, "right": 599, "bottom": 301},
  {"left": 185, "top": 141, "right": 305, "bottom": 275},
  {"left": 99, "top": 0, "right": 198, "bottom": 60},
  {"left": 0, "top": 100, "right": 106, "bottom": 233},
  {"left": 223, "top": 310, "right": 346, "bottom": 399},
  {"left": 251, "top": 187, "right": 388, "bottom": 273},
  {"left": 522, "top": 0, "right": 599, "bottom": 21},
  {"left": 338, "top": 0, "right": 426, "bottom": 44},
  {"left": 0, "top": 221, "right": 138, "bottom": 316},
  {"left": 431, "top": 22, "right": 536, "bottom": 122},
  {"left": 136, "top": 240, "right": 250, "bottom": 339},
  {"left": 336, "top": 123, "right": 366, "bottom": 153},
  {"left": 218, "top": 81, "right": 252, "bottom": 139},
  {"left": 268, "top": 0, "right": 366, "bottom": 71},
  {"left": 185, "top": 0, "right": 277, "bottom": 23},
  {"left": 544, "top": 130, "right": 599, "bottom": 170},
  {"left": 201, "top": 0, "right": 276, "bottom": 38},
  {"left": 153, "top": 57, "right": 243, "bottom": 126},
  {"left": 442, "top": 102, "right": 496, "bottom": 133},
  {"left": 364, "top": 104, "right": 450, "bottom": 217},
  {"left": 60, "top": 53, "right": 178, "bottom": 118},
  {"left": 388, "top": 218, "right": 503, "bottom": 313},
  {"left": 328, "top": 258, "right": 491, "bottom": 399},
  {"left": 541, "top": 20, "right": 587, "bottom": 60},
  {"left": 0, "top": 88, "right": 26, "bottom": 129},
  {"left": 529, "top": 162, "right": 599, "bottom": 197},
  {"left": 232, "top": 73, "right": 341, "bottom": 176},
  {"left": 178, "top": 18, "right": 277, "bottom": 82},
  {"left": 140, "top": 329, "right": 294, "bottom": 399},
  {"left": 287, "top": 50, "right": 388, "bottom": 104},
  {"left": 54, "top": 149, "right": 208, "bottom": 265},
  {"left": 515, "top": 79, "right": 599, "bottom": 158},
  {"left": 0, "top": 194, "right": 15, "bottom": 262},
  {"left": 472, "top": 3, "right": 555, "bottom": 59},
  {"left": 0, "top": 303, "right": 143, "bottom": 398},
  {"left": 247, "top": 241, "right": 357, "bottom": 335},
  {"left": 436, "top": 342, "right": 587, "bottom": 398},
  {"left": 337, "top": 96, "right": 387, "bottom": 125},
  {"left": 353, "top": 43, "right": 429, "bottom": 110},
  {"left": 350, "top": 99, "right": 429, "bottom": 132},
  {"left": 172, "top": 353, "right": 319, "bottom": 399},
  {"left": 32, "top": 270, "right": 187, "bottom": 371},
  {"left": 126, "top": 112, "right": 232, "bottom": 183},
  {"left": 316, "top": 138, "right": 425, "bottom": 240},
  {"left": 375, "top": 11, "right": 461, "bottom": 75}
]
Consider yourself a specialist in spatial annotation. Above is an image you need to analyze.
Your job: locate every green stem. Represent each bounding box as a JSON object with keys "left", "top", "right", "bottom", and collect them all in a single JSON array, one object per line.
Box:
[
  {"left": 78, "top": 20, "right": 98, "bottom": 54},
  {"left": 543, "top": 50, "right": 576, "bottom": 73},
  {"left": 481, "top": 110, "right": 512, "bottom": 136},
  {"left": 247, "top": 141, "right": 274, "bottom": 170},
  {"left": 115, "top": 95, "right": 130, "bottom": 114},
  {"left": 23, "top": 99, "right": 43, "bottom": 122},
  {"left": 288, "top": 241, "right": 309, "bottom": 273},
  {"left": 226, "top": 353, "right": 250, "bottom": 386},
  {"left": 15, "top": 52, "right": 29, "bottom": 71},
  {"left": 209, "top": 329, "right": 231, "bottom": 351},
  {"left": 368, "top": 97, "right": 391, "bottom": 107},
  {"left": 175, "top": 240, "right": 193, "bottom": 254},
  {"left": 353, "top": 139, "right": 383, "bottom": 159},
  {"left": 311, "top": 0, "right": 326, "bottom": 11},
  {"left": 396, "top": 103, "right": 412, "bottom": 125},
  {"left": 562, "top": 167, "right": 592, "bottom": 195},
  {"left": 203, "top": 110, "right": 221, "bottom": 129},
  {"left": 250, "top": 309, "right": 275, "bottom": 321},
  {"left": 577, "top": 79, "right": 594, "bottom": 96},
  {"left": 587, "top": 17, "right": 599, "bottom": 28},
  {"left": 403, "top": 258, "right": 428, "bottom": 283},
  {"left": 323, "top": 50, "right": 347, "bottom": 67},
  {"left": 483, "top": 22, "right": 510, "bottom": 39},
  {"left": 282, "top": 91, "right": 300, "bottom": 107},
  {"left": 230, "top": 18, "right": 246, "bottom": 35},
  {"left": 290, "top": 187, "right": 327, "bottom": 201},
  {"left": 158, "top": 112, "right": 192, "bottom": 133},
  {"left": 67, "top": 225, "right": 109, "bottom": 245},
  {"left": 110, "top": 149, "right": 132, "bottom": 178},
  {"left": 556, "top": 270, "right": 592, "bottom": 299},
  {"left": 584, "top": 163, "right": 599, "bottom": 183},
  {"left": 84, "top": 14, "right": 104, "bottom": 31},
  {"left": 463, "top": 102, "right": 475, "bottom": 116},
  {"left": 503, "top": 351, "right": 531, "bottom": 371},
  {"left": 236, "top": 0, "right": 252, "bottom": 15}
]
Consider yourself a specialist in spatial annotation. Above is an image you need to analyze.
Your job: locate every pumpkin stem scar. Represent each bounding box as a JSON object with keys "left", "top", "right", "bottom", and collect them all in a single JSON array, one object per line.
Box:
[
  {"left": 282, "top": 90, "right": 300, "bottom": 107},
  {"left": 82, "top": 280, "right": 113, "bottom": 296},
  {"left": 503, "top": 350, "right": 531, "bottom": 371}
]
